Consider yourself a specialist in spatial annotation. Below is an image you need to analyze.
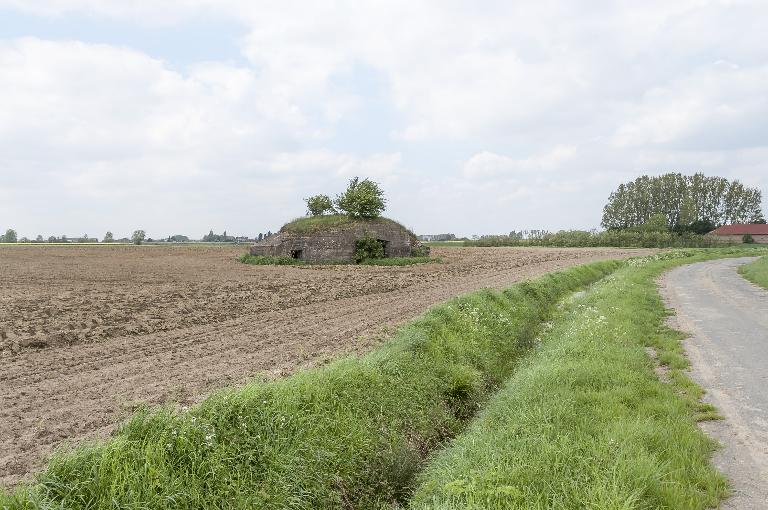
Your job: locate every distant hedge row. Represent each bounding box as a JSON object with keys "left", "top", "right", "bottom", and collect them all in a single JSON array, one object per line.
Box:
[{"left": 464, "top": 230, "right": 727, "bottom": 248}]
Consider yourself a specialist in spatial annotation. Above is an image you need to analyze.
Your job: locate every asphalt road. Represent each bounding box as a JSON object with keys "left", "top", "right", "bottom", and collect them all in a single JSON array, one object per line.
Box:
[{"left": 663, "top": 257, "right": 768, "bottom": 509}]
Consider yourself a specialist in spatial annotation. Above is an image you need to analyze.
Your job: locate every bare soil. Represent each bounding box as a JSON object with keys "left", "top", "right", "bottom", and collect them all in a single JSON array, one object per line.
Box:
[{"left": 0, "top": 244, "right": 649, "bottom": 487}]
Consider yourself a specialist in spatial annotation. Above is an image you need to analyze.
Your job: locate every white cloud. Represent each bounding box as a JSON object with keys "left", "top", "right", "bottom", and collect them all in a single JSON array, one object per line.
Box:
[
  {"left": 267, "top": 151, "right": 402, "bottom": 186},
  {"left": 0, "top": 38, "right": 311, "bottom": 171},
  {"left": 0, "top": 0, "right": 215, "bottom": 24},
  {"left": 613, "top": 62, "right": 768, "bottom": 150},
  {"left": 5, "top": 1, "right": 768, "bottom": 145},
  {"left": 463, "top": 146, "right": 577, "bottom": 179}
]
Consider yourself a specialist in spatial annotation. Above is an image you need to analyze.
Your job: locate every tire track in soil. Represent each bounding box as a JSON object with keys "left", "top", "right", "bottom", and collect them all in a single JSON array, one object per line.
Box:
[{"left": 0, "top": 246, "right": 649, "bottom": 487}]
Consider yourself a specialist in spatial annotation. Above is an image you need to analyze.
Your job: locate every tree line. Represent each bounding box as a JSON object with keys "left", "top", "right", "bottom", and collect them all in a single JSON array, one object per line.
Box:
[
  {"left": 602, "top": 173, "right": 765, "bottom": 232},
  {"left": 1, "top": 229, "right": 270, "bottom": 244}
]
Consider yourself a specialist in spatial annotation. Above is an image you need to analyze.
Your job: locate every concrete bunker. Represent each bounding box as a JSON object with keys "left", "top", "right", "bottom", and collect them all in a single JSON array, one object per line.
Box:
[{"left": 249, "top": 216, "right": 427, "bottom": 262}]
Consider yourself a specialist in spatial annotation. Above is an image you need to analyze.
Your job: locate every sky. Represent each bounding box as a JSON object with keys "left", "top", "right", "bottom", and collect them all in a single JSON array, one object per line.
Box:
[{"left": 1, "top": 1, "right": 767, "bottom": 239}]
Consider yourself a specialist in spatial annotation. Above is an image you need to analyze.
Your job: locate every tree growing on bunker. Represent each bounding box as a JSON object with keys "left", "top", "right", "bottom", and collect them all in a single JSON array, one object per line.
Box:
[
  {"left": 305, "top": 194, "right": 335, "bottom": 216},
  {"left": 335, "top": 177, "right": 386, "bottom": 218}
]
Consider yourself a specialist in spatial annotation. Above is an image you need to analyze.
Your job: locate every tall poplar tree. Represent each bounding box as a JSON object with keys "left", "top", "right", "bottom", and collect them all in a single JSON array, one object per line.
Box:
[{"left": 602, "top": 173, "right": 764, "bottom": 230}]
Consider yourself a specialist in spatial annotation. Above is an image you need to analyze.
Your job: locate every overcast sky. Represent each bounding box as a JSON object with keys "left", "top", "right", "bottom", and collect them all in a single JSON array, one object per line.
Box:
[{"left": 1, "top": 1, "right": 767, "bottom": 239}]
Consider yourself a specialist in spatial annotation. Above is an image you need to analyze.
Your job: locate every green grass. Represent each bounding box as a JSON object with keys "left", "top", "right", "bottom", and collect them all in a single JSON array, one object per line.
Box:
[
  {"left": 738, "top": 256, "right": 768, "bottom": 289},
  {"left": 407, "top": 249, "right": 764, "bottom": 510},
  {"left": 0, "top": 261, "right": 622, "bottom": 510},
  {"left": 238, "top": 254, "right": 440, "bottom": 267},
  {"left": 238, "top": 254, "right": 306, "bottom": 265},
  {"left": 280, "top": 213, "right": 358, "bottom": 233}
]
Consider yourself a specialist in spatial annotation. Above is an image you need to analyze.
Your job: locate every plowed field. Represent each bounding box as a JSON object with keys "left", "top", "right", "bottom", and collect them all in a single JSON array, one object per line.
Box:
[{"left": 0, "top": 244, "right": 650, "bottom": 487}]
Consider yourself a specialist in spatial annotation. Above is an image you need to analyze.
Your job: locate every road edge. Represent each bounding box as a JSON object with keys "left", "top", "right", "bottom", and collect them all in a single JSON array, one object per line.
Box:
[{"left": 659, "top": 259, "right": 766, "bottom": 510}]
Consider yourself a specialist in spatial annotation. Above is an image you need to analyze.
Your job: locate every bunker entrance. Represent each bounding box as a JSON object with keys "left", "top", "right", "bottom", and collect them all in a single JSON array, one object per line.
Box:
[
  {"left": 290, "top": 249, "right": 303, "bottom": 259},
  {"left": 377, "top": 239, "right": 389, "bottom": 257}
]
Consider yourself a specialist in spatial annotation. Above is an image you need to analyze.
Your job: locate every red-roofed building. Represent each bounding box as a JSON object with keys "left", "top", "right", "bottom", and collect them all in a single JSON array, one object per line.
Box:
[{"left": 708, "top": 224, "right": 768, "bottom": 243}]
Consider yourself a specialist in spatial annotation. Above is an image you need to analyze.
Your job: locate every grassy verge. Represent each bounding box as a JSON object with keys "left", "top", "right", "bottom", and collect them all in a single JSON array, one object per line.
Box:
[
  {"left": 1, "top": 261, "right": 621, "bottom": 510},
  {"left": 238, "top": 253, "right": 440, "bottom": 266},
  {"left": 406, "top": 249, "right": 765, "bottom": 509},
  {"left": 738, "top": 256, "right": 768, "bottom": 289}
]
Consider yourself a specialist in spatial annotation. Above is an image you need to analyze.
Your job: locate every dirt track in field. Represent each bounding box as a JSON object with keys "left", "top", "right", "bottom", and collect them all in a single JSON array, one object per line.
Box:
[{"left": 0, "top": 245, "right": 651, "bottom": 487}]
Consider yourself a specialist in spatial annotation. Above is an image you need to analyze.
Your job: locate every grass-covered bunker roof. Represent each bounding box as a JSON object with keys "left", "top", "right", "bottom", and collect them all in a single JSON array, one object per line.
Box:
[{"left": 279, "top": 215, "right": 415, "bottom": 237}]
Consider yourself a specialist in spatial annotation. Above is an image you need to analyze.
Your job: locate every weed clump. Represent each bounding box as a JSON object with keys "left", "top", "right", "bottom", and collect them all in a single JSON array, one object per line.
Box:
[
  {"left": 238, "top": 254, "right": 304, "bottom": 265},
  {"left": 355, "top": 235, "right": 385, "bottom": 262}
]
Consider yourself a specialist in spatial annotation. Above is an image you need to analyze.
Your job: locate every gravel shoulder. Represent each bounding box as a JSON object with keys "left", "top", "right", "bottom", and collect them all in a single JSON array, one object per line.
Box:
[
  {"left": 661, "top": 257, "right": 768, "bottom": 510},
  {"left": 0, "top": 245, "right": 648, "bottom": 487}
]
